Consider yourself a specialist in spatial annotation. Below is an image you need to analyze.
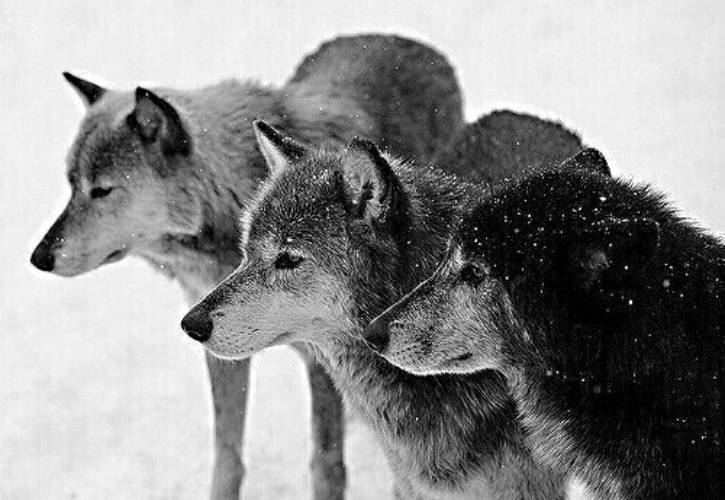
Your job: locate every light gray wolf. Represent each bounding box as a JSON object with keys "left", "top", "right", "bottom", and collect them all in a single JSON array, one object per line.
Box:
[
  {"left": 364, "top": 149, "right": 724, "bottom": 499},
  {"left": 180, "top": 120, "right": 600, "bottom": 498},
  {"left": 29, "top": 34, "right": 464, "bottom": 500}
]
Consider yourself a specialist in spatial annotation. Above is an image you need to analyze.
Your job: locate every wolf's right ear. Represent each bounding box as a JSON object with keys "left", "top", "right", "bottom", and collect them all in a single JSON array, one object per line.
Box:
[
  {"left": 343, "top": 138, "right": 405, "bottom": 226},
  {"left": 63, "top": 72, "right": 106, "bottom": 107},
  {"left": 253, "top": 120, "right": 306, "bottom": 175},
  {"left": 560, "top": 148, "right": 611, "bottom": 177}
]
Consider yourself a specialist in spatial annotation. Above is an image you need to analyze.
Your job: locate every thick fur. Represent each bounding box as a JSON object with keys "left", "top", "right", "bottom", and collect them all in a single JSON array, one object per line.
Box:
[
  {"left": 433, "top": 110, "right": 585, "bottom": 183},
  {"left": 368, "top": 155, "right": 725, "bottom": 499},
  {"left": 30, "top": 35, "right": 464, "bottom": 500},
  {"left": 181, "top": 121, "right": 599, "bottom": 498}
]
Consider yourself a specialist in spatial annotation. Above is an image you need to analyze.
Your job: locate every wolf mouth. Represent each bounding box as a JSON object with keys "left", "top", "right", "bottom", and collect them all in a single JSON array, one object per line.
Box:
[
  {"left": 452, "top": 352, "right": 473, "bottom": 362},
  {"left": 103, "top": 249, "right": 128, "bottom": 264},
  {"left": 269, "top": 331, "right": 293, "bottom": 346}
]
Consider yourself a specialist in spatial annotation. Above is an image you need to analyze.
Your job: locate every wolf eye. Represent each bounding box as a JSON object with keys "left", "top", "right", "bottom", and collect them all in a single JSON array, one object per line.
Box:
[
  {"left": 459, "top": 263, "right": 487, "bottom": 284},
  {"left": 274, "top": 252, "right": 304, "bottom": 270},
  {"left": 90, "top": 186, "right": 113, "bottom": 199}
]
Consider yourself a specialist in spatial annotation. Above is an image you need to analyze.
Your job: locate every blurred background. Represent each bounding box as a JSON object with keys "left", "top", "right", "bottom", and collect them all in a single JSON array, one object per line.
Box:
[{"left": 1, "top": 1, "right": 723, "bottom": 499}]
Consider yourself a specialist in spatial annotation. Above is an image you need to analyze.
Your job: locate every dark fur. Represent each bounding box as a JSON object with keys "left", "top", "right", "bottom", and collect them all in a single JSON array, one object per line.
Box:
[
  {"left": 433, "top": 110, "right": 585, "bottom": 183},
  {"left": 289, "top": 35, "right": 462, "bottom": 160},
  {"left": 457, "top": 165, "right": 725, "bottom": 498}
]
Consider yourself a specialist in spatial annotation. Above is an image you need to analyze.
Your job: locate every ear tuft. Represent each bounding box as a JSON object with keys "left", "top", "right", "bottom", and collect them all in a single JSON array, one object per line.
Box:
[
  {"left": 63, "top": 72, "right": 106, "bottom": 107},
  {"left": 561, "top": 148, "right": 611, "bottom": 177},
  {"left": 128, "top": 87, "right": 192, "bottom": 157},
  {"left": 252, "top": 120, "right": 306, "bottom": 175}
]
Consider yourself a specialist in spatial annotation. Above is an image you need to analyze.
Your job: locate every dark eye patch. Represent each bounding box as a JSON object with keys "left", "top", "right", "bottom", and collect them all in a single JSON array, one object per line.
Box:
[
  {"left": 90, "top": 186, "right": 113, "bottom": 199},
  {"left": 274, "top": 252, "right": 304, "bottom": 270},
  {"left": 459, "top": 263, "right": 488, "bottom": 285}
]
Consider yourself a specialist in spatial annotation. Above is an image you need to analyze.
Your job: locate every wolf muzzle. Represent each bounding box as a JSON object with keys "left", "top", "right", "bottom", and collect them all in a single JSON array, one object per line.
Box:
[
  {"left": 30, "top": 210, "right": 71, "bottom": 272},
  {"left": 364, "top": 273, "right": 440, "bottom": 354},
  {"left": 30, "top": 242, "right": 56, "bottom": 272},
  {"left": 181, "top": 307, "right": 213, "bottom": 342},
  {"left": 363, "top": 314, "right": 390, "bottom": 353}
]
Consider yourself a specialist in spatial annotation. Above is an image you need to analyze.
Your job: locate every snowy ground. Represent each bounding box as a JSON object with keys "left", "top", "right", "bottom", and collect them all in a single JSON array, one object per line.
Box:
[{"left": 1, "top": 2, "right": 724, "bottom": 499}]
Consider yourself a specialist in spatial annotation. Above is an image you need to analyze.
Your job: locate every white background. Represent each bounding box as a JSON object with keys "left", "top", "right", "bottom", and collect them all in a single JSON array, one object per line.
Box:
[{"left": 1, "top": 1, "right": 723, "bottom": 499}]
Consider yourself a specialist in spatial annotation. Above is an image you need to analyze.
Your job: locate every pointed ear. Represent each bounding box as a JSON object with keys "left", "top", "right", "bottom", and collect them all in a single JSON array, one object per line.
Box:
[
  {"left": 561, "top": 148, "right": 611, "bottom": 177},
  {"left": 127, "top": 87, "right": 192, "bottom": 157},
  {"left": 571, "top": 217, "right": 660, "bottom": 288},
  {"left": 343, "top": 137, "right": 404, "bottom": 224},
  {"left": 252, "top": 120, "right": 306, "bottom": 175},
  {"left": 63, "top": 72, "right": 106, "bottom": 107}
]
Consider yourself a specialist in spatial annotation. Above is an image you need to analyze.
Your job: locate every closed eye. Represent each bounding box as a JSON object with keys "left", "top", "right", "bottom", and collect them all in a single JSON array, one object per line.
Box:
[
  {"left": 274, "top": 252, "right": 304, "bottom": 270},
  {"left": 90, "top": 186, "right": 113, "bottom": 199}
]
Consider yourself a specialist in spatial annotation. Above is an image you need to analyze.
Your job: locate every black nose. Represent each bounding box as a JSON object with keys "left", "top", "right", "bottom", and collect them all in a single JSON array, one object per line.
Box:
[
  {"left": 181, "top": 310, "right": 213, "bottom": 342},
  {"left": 363, "top": 315, "right": 390, "bottom": 353},
  {"left": 30, "top": 244, "right": 55, "bottom": 272}
]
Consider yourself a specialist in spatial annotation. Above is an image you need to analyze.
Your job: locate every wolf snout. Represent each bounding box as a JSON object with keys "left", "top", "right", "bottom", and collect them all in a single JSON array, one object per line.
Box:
[
  {"left": 182, "top": 308, "right": 213, "bottom": 342},
  {"left": 30, "top": 242, "right": 55, "bottom": 272},
  {"left": 363, "top": 315, "right": 390, "bottom": 353}
]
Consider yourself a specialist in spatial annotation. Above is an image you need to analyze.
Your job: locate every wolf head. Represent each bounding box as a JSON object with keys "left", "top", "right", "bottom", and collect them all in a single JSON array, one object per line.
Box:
[
  {"left": 363, "top": 236, "right": 518, "bottom": 376},
  {"left": 182, "top": 121, "right": 443, "bottom": 359},
  {"left": 363, "top": 150, "right": 660, "bottom": 376},
  {"left": 30, "top": 73, "right": 204, "bottom": 276}
]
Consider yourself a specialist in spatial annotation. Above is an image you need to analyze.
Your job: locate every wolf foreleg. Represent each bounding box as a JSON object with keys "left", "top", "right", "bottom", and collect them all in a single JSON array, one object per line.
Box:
[
  {"left": 291, "top": 343, "right": 347, "bottom": 499},
  {"left": 305, "top": 357, "right": 346, "bottom": 500},
  {"left": 205, "top": 351, "right": 251, "bottom": 500}
]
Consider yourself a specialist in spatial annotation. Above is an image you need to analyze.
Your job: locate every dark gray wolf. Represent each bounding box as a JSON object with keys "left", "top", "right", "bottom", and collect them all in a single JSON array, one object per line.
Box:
[
  {"left": 29, "top": 34, "right": 464, "bottom": 500},
  {"left": 434, "top": 110, "right": 586, "bottom": 184},
  {"left": 365, "top": 150, "right": 724, "bottom": 499},
  {"left": 181, "top": 119, "right": 598, "bottom": 498}
]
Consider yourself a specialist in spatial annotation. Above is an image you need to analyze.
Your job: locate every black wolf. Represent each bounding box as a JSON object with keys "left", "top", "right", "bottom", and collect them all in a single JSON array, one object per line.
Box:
[{"left": 367, "top": 150, "right": 724, "bottom": 499}]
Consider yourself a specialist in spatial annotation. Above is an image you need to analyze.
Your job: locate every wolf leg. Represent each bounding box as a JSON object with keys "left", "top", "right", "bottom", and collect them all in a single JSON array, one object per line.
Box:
[
  {"left": 206, "top": 351, "right": 251, "bottom": 500},
  {"left": 294, "top": 345, "right": 347, "bottom": 500}
]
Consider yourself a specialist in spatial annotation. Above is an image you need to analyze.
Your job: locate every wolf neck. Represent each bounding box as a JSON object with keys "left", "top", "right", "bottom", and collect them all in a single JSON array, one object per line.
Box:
[{"left": 318, "top": 334, "right": 525, "bottom": 490}]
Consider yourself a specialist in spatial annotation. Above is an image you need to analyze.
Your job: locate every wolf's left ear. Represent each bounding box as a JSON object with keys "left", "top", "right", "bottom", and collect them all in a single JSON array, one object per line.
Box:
[
  {"left": 63, "top": 72, "right": 106, "bottom": 107},
  {"left": 127, "top": 87, "right": 192, "bottom": 157},
  {"left": 343, "top": 138, "right": 405, "bottom": 225},
  {"left": 570, "top": 217, "right": 660, "bottom": 288},
  {"left": 561, "top": 148, "right": 611, "bottom": 177},
  {"left": 253, "top": 120, "right": 306, "bottom": 175}
]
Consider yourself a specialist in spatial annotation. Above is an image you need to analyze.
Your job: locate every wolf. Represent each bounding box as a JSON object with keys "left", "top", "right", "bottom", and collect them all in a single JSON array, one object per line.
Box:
[
  {"left": 178, "top": 119, "right": 605, "bottom": 498},
  {"left": 28, "top": 34, "right": 464, "bottom": 500},
  {"left": 434, "top": 110, "right": 586, "bottom": 184},
  {"left": 364, "top": 150, "right": 725, "bottom": 499}
]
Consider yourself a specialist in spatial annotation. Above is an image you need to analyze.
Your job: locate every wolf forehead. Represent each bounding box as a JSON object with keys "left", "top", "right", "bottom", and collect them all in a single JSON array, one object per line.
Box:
[
  {"left": 241, "top": 148, "right": 353, "bottom": 247},
  {"left": 66, "top": 99, "right": 141, "bottom": 180}
]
